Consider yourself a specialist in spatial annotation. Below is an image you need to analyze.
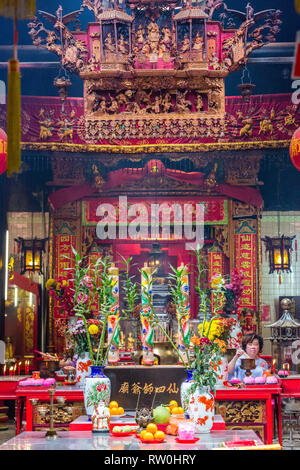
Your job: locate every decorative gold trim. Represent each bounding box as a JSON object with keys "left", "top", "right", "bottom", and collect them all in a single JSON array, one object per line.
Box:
[{"left": 21, "top": 140, "right": 290, "bottom": 154}]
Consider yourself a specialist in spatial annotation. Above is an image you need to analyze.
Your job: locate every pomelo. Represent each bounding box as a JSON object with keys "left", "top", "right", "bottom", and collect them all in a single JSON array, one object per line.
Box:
[{"left": 153, "top": 405, "right": 171, "bottom": 425}]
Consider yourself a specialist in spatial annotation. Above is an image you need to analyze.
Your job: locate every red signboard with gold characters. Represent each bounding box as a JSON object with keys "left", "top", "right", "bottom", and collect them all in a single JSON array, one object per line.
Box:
[
  {"left": 234, "top": 221, "right": 257, "bottom": 311},
  {"left": 54, "top": 229, "right": 77, "bottom": 319}
]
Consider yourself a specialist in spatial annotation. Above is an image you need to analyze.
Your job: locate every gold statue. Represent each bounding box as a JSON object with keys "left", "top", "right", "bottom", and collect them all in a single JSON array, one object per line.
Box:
[
  {"left": 5, "top": 337, "right": 13, "bottom": 361},
  {"left": 119, "top": 331, "right": 125, "bottom": 350},
  {"left": 127, "top": 332, "right": 135, "bottom": 350}
]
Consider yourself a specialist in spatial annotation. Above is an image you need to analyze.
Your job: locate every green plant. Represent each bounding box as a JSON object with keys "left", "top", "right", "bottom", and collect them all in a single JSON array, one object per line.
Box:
[
  {"left": 118, "top": 254, "right": 138, "bottom": 318},
  {"left": 70, "top": 248, "right": 122, "bottom": 367},
  {"left": 140, "top": 265, "right": 191, "bottom": 368},
  {"left": 189, "top": 337, "right": 223, "bottom": 396}
]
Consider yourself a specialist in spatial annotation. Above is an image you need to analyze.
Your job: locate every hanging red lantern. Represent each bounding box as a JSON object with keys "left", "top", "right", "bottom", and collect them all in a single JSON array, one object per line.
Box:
[
  {"left": 290, "top": 127, "right": 300, "bottom": 171},
  {"left": 0, "top": 128, "right": 7, "bottom": 175}
]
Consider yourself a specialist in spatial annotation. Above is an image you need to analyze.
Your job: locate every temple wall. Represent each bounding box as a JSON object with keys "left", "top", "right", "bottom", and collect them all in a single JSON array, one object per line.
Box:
[{"left": 261, "top": 211, "right": 300, "bottom": 354}]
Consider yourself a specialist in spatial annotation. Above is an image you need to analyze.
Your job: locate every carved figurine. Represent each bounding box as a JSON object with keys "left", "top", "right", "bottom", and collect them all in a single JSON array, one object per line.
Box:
[
  {"left": 136, "top": 24, "right": 145, "bottom": 43},
  {"left": 181, "top": 35, "right": 190, "bottom": 53},
  {"left": 196, "top": 93, "right": 204, "bottom": 112},
  {"left": 209, "top": 51, "right": 220, "bottom": 70},
  {"left": 147, "top": 20, "right": 160, "bottom": 52},
  {"left": 118, "top": 34, "right": 128, "bottom": 54},
  {"left": 104, "top": 33, "right": 115, "bottom": 52},
  {"left": 176, "top": 91, "right": 191, "bottom": 113},
  {"left": 162, "top": 27, "right": 171, "bottom": 44},
  {"left": 161, "top": 92, "right": 173, "bottom": 113},
  {"left": 193, "top": 32, "right": 203, "bottom": 51},
  {"left": 107, "top": 96, "right": 119, "bottom": 114},
  {"left": 91, "top": 401, "right": 110, "bottom": 433}
]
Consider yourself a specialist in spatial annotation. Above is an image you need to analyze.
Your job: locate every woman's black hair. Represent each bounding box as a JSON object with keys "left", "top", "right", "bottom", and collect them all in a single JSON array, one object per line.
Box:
[{"left": 242, "top": 333, "right": 264, "bottom": 353}]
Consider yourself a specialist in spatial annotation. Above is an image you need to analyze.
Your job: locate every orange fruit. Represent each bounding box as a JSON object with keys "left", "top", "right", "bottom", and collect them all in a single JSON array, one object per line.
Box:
[
  {"left": 171, "top": 407, "right": 180, "bottom": 415},
  {"left": 143, "top": 432, "right": 154, "bottom": 441},
  {"left": 117, "top": 407, "right": 124, "bottom": 415},
  {"left": 140, "top": 430, "right": 147, "bottom": 440},
  {"left": 169, "top": 400, "right": 178, "bottom": 408},
  {"left": 177, "top": 407, "right": 184, "bottom": 414},
  {"left": 110, "top": 407, "right": 119, "bottom": 415},
  {"left": 109, "top": 401, "right": 118, "bottom": 409},
  {"left": 146, "top": 423, "right": 158, "bottom": 435},
  {"left": 154, "top": 430, "right": 165, "bottom": 440}
]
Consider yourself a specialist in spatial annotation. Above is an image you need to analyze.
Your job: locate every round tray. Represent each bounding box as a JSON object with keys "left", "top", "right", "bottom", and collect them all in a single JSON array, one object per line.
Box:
[
  {"left": 139, "top": 437, "right": 165, "bottom": 444},
  {"left": 110, "top": 431, "right": 135, "bottom": 437},
  {"left": 175, "top": 437, "right": 199, "bottom": 444}
]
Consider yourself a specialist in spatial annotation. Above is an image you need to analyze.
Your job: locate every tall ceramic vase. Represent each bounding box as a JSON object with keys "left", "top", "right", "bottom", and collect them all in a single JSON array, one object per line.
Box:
[
  {"left": 84, "top": 366, "right": 111, "bottom": 418},
  {"left": 76, "top": 352, "right": 92, "bottom": 389},
  {"left": 188, "top": 387, "right": 215, "bottom": 433},
  {"left": 180, "top": 369, "right": 196, "bottom": 415},
  {"left": 216, "top": 356, "right": 229, "bottom": 388}
]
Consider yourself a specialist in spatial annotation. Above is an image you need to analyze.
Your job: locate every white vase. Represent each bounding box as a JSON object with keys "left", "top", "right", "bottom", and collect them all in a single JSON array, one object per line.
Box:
[
  {"left": 180, "top": 369, "right": 196, "bottom": 414},
  {"left": 188, "top": 386, "right": 215, "bottom": 434},
  {"left": 216, "top": 356, "right": 229, "bottom": 388},
  {"left": 76, "top": 352, "right": 92, "bottom": 389},
  {"left": 84, "top": 366, "right": 111, "bottom": 418},
  {"left": 228, "top": 316, "right": 242, "bottom": 350}
]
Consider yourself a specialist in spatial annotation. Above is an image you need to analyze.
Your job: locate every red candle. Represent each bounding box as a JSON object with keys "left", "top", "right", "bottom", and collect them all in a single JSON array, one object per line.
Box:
[
  {"left": 18, "top": 362, "right": 21, "bottom": 376},
  {"left": 9, "top": 367, "right": 13, "bottom": 377},
  {"left": 13, "top": 365, "right": 16, "bottom": 376},
  {"left": 272, "top": 359, "right": 276, "bottom": 374},
  {"left": 3, "top": 364, "right": 6, "bottom": 376}
]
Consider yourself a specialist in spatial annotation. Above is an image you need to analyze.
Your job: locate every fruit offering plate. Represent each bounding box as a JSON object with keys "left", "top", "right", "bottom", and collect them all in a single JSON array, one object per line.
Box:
[
  {"left": 110, "top": 431, "right": 136, "bottom": 437},
  {"left": 139, "top": 437, "right": 165, "bottom": 444},
  {"left": 175, "top": 437, "right": 199, "bottom": 444}
]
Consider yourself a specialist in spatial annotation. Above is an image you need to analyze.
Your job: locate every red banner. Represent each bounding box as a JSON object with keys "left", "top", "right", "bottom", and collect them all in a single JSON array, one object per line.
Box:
[
  {"left": 234, "top": 225, "right": 257, "bottom": 311},
  {"left": 82, "top": 197, "right": 228, "bottom": 227}
]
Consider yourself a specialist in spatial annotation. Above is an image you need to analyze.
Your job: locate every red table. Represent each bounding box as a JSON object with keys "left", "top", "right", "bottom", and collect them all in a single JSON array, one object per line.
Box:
[
  {"left": 15, "top": 386, "right": 84, "bottom": 434},
  {"left": 15, "top": 384, "right": 281, "bottom": 444},
  {"left": 0, "top": 377, "right": 29, "bottom": 429},
  {"left": 215, "top": 385, "right": 282, "bottom": 446}
]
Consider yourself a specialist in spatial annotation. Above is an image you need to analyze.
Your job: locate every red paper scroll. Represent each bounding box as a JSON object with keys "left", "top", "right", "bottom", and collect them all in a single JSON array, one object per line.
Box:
[{"left": 234, "top": 226, "right": 257, "bottom": 311}]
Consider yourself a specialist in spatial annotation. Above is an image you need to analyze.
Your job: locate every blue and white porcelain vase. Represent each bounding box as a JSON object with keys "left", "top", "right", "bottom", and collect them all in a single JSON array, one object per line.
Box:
[
  {"left": 180, "top": 369, "right": 196, "bottom": 415},
  {"left": 84, "top": 365, "right": 111, "bottom": 418}
]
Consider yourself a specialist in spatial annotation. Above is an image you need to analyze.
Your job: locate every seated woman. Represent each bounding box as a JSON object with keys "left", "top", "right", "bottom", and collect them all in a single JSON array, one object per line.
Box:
[{"left": 228, "top": 333, "right": 268, "bottom": 381}]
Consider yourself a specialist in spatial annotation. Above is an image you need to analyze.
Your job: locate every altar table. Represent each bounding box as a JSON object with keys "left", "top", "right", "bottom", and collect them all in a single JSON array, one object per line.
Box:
[
  {"left": 15, "top": 383, "right": 281, "bottom": 445},
  {"left": 0, "top": 429, "right": 264, "bottom": 451}
]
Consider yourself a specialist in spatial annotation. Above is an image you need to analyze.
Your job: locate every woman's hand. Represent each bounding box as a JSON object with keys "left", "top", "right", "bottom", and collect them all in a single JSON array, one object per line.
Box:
[{"left": 235, "top": 348, "right": 244, "bottom": 359}]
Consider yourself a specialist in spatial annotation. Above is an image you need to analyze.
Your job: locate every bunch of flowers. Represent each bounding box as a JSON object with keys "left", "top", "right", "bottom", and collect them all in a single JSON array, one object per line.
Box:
[
  {"left": 54, "top": 317, "right": 103, "bottom": 358},
  {"left": 68, "top": 318, "right": 103, "bottom": 358},
  {"left": 189, "top": 334, "right": 224, "bottom": 394},
  {"left": 223, "top": 268, "right": 244, "bottom": 315},
  {"left": 197, "top": 317, "right": 236, "bottom": 348},
  {"left": 46, "top": 273, "right": 76, "bottom": 316}
]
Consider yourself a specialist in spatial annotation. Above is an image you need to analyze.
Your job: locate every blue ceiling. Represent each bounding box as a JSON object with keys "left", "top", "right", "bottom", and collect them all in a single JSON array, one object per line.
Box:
[{"left": 0, "top": 0, "right": 298, "bottom": 97}]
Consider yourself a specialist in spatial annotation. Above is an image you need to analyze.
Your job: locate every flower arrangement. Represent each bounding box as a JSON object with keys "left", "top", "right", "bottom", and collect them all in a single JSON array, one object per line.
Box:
[
  {"left": 46, "top": 273, "right": 76, "bottom": 317},
  {"left": 189, "top": 335, "right": 224, "bottom": 395},
  {"left": 56, "top": 317, "right": 103, "bottom": 358},
  {"left": 71, "top": 248, "right": 121, "bottom": 367},
  {"left": 48, "top": 248, "right": 123, "bottom": 368},
  {"left": 197, "top": 317, "right": 236, "bottom": 349},
  {"left": 223, "top": 268, "right": 244, "bottom": 315}
]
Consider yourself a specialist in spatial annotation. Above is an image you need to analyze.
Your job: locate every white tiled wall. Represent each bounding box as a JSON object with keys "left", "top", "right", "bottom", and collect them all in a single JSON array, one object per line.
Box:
[{"left": 261, "top": 211, "right": 300, "bottom": 353}]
